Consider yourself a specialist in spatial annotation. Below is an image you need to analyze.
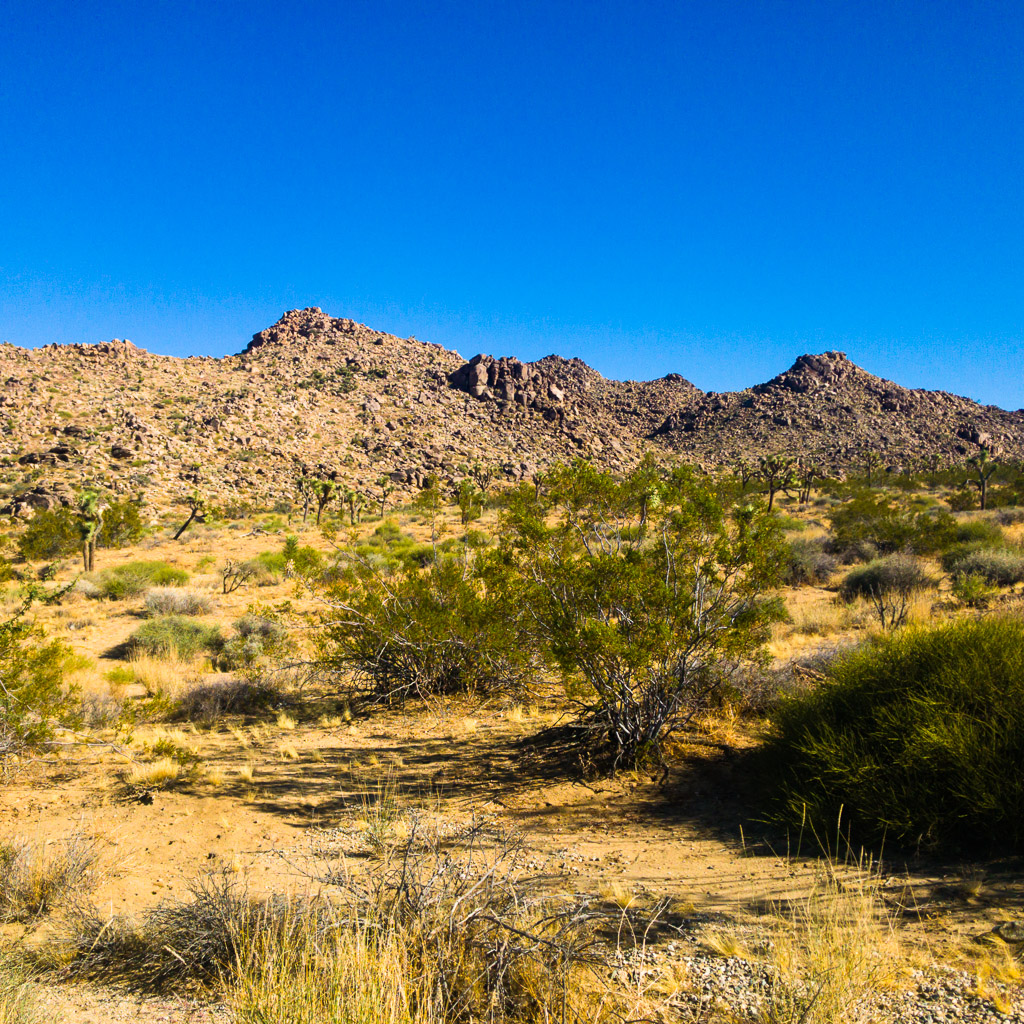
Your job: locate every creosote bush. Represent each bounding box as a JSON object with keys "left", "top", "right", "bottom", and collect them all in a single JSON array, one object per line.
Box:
[
  {"left": 0, "top": 595, "right": 79, "bottom": 751},
  {"left": 838, "top": 553, "right": 930, "bottom": 602},
  {"left": 317, "top": 552, "right": 534, "bottom": 700},
  {"left": 762, "top": 616, "right": 1024, "bottom": 852}
]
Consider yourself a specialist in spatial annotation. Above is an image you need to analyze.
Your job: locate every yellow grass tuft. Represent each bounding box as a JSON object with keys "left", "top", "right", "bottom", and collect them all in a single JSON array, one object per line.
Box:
[
  {"left": 124, "top": 758, "right": 183, "bottom": 790},
  {"left": 276, "top": 712, "right": 297, "bottom": 731}
]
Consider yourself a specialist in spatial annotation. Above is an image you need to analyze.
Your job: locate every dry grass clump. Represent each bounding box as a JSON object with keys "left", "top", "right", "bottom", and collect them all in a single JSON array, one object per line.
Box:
[
  {"left": 175, "top": 676, "right": 282, "bottom": 724},
  {"left": 45, "top": 825, "right": 626, "bottom": 1024},
  {"left": 0, "top": 947, "right": 37, "bottom": 1024},
  {"left": 126, "top": 652, "right": 205, "bottom": 700},
  {"left": 0, "top": 834, "right": 100, "bottom": 923},
  {"left": 144, "top": 587, "right": 214, "bottom": 616},
  {"left": 759, "top": 865, "right": 899, "bottom": 1024}
]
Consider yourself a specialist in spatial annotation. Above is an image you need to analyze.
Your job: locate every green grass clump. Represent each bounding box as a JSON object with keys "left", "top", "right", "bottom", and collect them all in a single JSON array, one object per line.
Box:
[
  {"left": 95, "top": 561, "right": 189, "bottom": 600},
  {"left": 761, "top": 616, "right": 1024, "bottom": 852},
  {"left": 128, "top": 616, "right": 221, "bottom": 660}
]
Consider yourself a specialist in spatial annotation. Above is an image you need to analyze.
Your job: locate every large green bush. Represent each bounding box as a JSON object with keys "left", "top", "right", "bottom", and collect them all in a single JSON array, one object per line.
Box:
[
  {"left": 17, "top": 507, "right": 79, "bottom": 561},
  {"left": 317, "top": 552, "right": 533, "bottom": 699},
  {"left": 497, "top": 458, "right": 786, "bottom": 768},
  {"left": 761, "top": 617, "right": 1024, "bottom": 852}
]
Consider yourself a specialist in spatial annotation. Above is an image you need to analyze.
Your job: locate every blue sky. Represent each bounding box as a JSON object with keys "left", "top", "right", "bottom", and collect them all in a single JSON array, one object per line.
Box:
[{"left": 2, "top": 1, "right": 1022, "bottom": 406}]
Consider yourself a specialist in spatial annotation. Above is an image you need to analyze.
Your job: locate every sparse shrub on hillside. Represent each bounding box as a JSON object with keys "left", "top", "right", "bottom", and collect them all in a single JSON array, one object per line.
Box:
[
  {"left": 947, "top": 547, "right": 1024, "bottom": 587},
  {"left": 94, "top": 561, "right": 189, "bottom": 600},
  {"left": 128, "top": 616, "right": 222, "bottom": 660},
  {"left": 762, "top": 617, "right": 1024, "bottom": 852},
  {"left": 783, "top": 537, "right": 838, "bottom": 585},
  {"left": 144, "top": 587, "right": 213, "bottom": 616},
  {"left": 996, "top": 508, "right": 1024, "bottom": 526}
]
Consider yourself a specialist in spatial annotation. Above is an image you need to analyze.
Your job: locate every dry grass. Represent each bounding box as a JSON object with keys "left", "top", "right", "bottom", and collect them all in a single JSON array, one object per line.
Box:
[
  {"left": 0, "top": 834, "right": 101, "bottom": 923},
  {"left": 0, "top": 948, "right": 37, "bottom": 1024},
  {"left": 127, "top": 652, "right": 206, "bottom": 699},
  {"left": 759, "top": 864, "right": 899, "bottom": 1024},
  {"left": 123, "top": 757, "right": 185, "bottom": 791}
]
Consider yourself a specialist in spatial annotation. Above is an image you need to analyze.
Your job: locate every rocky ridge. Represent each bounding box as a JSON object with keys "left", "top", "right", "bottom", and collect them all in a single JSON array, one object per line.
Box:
[{"left": 0, "top": 308, "right": 1021, "bottom": 518}]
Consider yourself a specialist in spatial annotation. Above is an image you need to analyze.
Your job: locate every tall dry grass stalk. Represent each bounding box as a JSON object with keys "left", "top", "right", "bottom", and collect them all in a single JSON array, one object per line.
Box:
[
  {"left": 127, "top": 652, "right": 205, "bottom": 699},
  {"left": 760, "top": 864, "right": 899, "bottom": 1024},
  {"left": 0, "top": 948, "right": 37, "bottom": 1024}
]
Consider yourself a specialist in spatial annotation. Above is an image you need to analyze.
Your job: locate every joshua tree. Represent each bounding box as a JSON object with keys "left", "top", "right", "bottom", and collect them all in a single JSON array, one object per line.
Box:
[
  {"left": 455, "top": 478, "right": 483, "bottom": 526},
  {"left": 863, "top": 451, "right": 881, "bottom": 487},
  {"left": 311, "top": 475, "right": 338, "bottom": 526},
  {"left": 531, "top": 470, "right": 547, "bottom": 501},
  {"left": 795, "top": 459, "right": 819, "bottom": 504},
  {"left": 295, "top": 472, "right": 313, "bottom": 522},
  {"left": 374, "top": 475, "right": 395, "bottom": 518},
  {"left": 968, "top": 447, "right": 999, "bottom": 511},
  {"left": 344, "top": 488, "right": 365, "bottom": 526},
  {"left": 470, "top": 461, "right": 495, "bottom": 494},
  {"left": 733, "top": 458, "right": 756, "bottom": 494},
  {"left": 174, "top": 491, "right": 207, "bottom": 541},
  {"left": 758, "top": 454, "right": 796, "bottom": 512},
  {"left": 76, "top": 490, "right": 101, "bottom": 571}
]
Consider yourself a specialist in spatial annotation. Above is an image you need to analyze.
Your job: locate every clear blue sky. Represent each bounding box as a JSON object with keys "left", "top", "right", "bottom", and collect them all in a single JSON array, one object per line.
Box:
[{"left": 2, "top": 1, "right": 1022, "bottom": 406}]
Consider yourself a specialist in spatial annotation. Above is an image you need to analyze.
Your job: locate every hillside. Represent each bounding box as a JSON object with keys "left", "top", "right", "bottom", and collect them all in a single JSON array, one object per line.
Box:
[{"left": 1, "top": 307, "right": 1021, "bottom": 517}]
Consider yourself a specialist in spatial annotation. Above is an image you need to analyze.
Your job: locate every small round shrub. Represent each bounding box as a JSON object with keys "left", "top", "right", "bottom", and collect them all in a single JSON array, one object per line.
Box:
[
  {"left": 948, "top": 548, "right": 1024, "bottom": 587},
  {"left": 839, "top": 553, "right": 930, "bottom": 601},
  {"left": 761, "top": 617, "right": 1024, "bottom": 852},
  {"left": 144, "top": 588, "right": 213, "bottom": 617},
  {"left": 128, "top": 617, "right": 222, "bottom": 660}
]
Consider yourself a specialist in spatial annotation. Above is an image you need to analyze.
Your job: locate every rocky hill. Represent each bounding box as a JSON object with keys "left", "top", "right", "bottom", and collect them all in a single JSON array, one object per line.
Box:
[{"left": 1, "top": 307, "right": 1021, "bottom": 518}]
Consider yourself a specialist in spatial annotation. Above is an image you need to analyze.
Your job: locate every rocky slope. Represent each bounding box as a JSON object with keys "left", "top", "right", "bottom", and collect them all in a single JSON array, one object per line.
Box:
[{"left": 0, "top": 308, "right": 1020, "bottom": 518}]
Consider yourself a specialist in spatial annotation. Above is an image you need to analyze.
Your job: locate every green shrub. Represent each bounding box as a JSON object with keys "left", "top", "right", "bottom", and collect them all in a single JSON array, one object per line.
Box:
[
  {"left": 828, "top": 494, "right": 955, "bottom": 556},
  {"left": 95, "top": 561, "right": 189, "bottom": 600},
  {"left": 0, "top": 598, "right": 79, "bottom": 749},
  {"left": 761, "top": 617, "right": 1024, "bottom": 851},
  {"left": 216, "top": 614, "right": 290, "bottom": 671},
  {"left": 17, "top": 506, "right": 78, "bottom": 561},
  {"left": 947, "top": 548, "right": 1024, "bottom": 587},
  {"left": 128, "top": 616, "right": 222, "bottom": 660},
  {"left": 97, "top": 500, "right": 146, "bottom": 548},
  {"left": 317, "top": 553, "right": 534, "bottom": 700},
  {"left": 953, "top": 517, "right": 1004, "bottom": 546}
]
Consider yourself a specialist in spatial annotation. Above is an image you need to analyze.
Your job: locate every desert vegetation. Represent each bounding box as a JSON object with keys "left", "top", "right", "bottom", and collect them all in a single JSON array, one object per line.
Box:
[{"left": 2, "top": 453, "right": 1024, "bottom": 1021}]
